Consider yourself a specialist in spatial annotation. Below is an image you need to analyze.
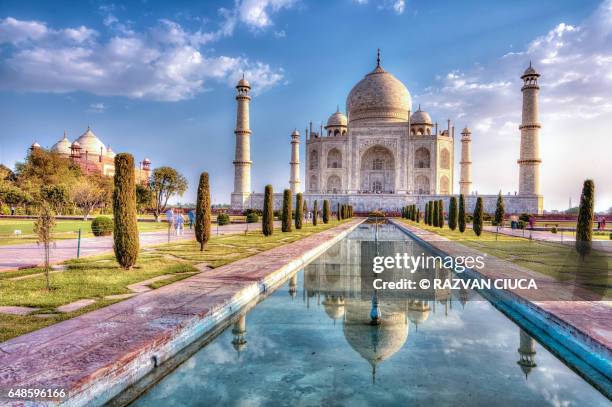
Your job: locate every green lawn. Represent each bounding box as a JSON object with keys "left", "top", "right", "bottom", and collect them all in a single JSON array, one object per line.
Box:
[
  {"left": 0, "top": 219, "right": 168, "bottom": 246},
  {"left": 0, "top": 219, "right": 347, "bottom": 342},
  {"left": 399, "top": 219, "right": 611, "bottom": 299}
]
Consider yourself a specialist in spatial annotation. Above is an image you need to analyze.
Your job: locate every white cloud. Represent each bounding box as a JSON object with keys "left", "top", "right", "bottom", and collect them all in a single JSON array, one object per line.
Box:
[
  {"left": 417, "top": 0, "right": 612, "bottom": 210},
  {"left": 88, "top": 102, "right": 106, "bottom": 112},
  {"left": 237, "top": 0, "right": 297, "bottom": 30},
  {"left": 0, "top": 17, "right": 284, "bottom": 101}
]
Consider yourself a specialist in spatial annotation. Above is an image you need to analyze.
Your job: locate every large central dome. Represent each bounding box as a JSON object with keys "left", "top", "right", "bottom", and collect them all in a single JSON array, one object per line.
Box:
[{"left": 346, "top": 61, "right": 412, "bottom": 123}]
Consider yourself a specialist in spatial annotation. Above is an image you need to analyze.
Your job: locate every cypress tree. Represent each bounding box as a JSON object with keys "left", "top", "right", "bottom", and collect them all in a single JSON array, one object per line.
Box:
[
  {"left": 262, "top": 184, "right": 274, "bottom": 236},
  {"left": 425, "top": 202, "right": 429, "bottom": 225},
  {"left": 337, "top": 203, "right": 341, "bottom": 221},
  {"left": 323, "top": 200, "right": 330, "bottom": 223},
  {"left": 402, "top": 206, "right": 406, "bottom": 219},
  {"left": 195, "top": 172, "right": 211, "bottom": 251},
  {"left": 313, "top": 200, "right": 319, "bottom": 226},
  {"left": 576, "top": 179, "right": 595, "bottom": 257},
  {"left": 416, "top": 208, "right": 421, "bottom": 223},
  {"left": 473, "top": 197, "right": 483, "bottom": 236},
  {"left": 448, "top": 196, "right": 458, "bottom": 231},
  {"left": 295, "top": 193, "right": 303, "bottom": 229},
  {"left": 113, "top": 153, "right": 139, "bottom": 269},
  {"left": 432, "top": 200, "right": 439, "bottom": 227},
  {"left": 412, "top": 205, "right": 417, "bottom": 221},
  {"left": 494, "top": 192, "right": 505, "bottom": 227},
  {"left": 438, "top": 199, "right": 444, "bottom": 228},
  {"left": 429, "top": 201, "right": 435, "bottom": 225},
  {"left": 458, "top": 194, "right": 466, "bottom": 233},
  {"left": 281, "top": 189, "right": 292, "bottom": 232},
  {"left": 303, "top": 200, "right": 308, "bottom": 223}
]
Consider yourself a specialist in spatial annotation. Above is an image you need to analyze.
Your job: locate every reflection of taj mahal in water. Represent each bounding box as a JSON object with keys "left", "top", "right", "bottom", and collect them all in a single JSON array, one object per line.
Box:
[
  {"left": 229, "top": 225, "right": 538, "bottom": 381},
  {"left": 230, "top": 52, "right": 544, "bottom": 214}
]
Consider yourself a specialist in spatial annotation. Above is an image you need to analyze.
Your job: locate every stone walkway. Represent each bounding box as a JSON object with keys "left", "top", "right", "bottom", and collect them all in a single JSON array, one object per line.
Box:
[
  {"left": 0, "top": 219, "right": 362, "bottom": 407},
  {"left": 483, "top": 225, "right": 612, "bottom": 253},
  {"left": 394, "top": 221, "right": 612, "bottom": 352},
  {"left": 0, "top": 222, "right": 280, "bottom": 272}
]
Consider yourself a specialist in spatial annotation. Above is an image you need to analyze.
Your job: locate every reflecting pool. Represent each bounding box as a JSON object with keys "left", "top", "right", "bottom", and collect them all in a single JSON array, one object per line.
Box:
[{"left": 131, "top": 223, "right": 609, "bottom": 406}]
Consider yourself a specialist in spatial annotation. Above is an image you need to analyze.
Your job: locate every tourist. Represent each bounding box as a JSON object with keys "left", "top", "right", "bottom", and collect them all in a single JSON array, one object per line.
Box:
[
  {"left": 188, "top": 209, "right": 195, "bottom": 230},
  {"left": 166, "top": 208, "right": 175, "bottom": 234},
  {"left": 175, "top": 213, "right": 185, "bottom": 236}
]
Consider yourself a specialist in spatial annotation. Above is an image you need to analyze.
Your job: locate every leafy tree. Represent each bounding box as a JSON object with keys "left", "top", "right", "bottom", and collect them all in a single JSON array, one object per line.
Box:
[
  {"left": 262, "top": 185, "right": 274, "bottom": 236},
  {"left": 473, "top": 197, "right": 484, "bottom": 236},
  {"left": 0, "top": 182, "right": 31, "bottom": 208},
  {"left": 150, "top": 166, "right": 188, "bottom": 221},
  {"left": 15, "top": 148, "right": 81, "bottom": 195},
  {"left": 438, "top": 199, "right": 444, "bottom": 228},
  {"left": 323, "top": 200, "right": 330, "bottom": 223},
  {"left": 313, "top": 200, "right": 318, "bottom": 226},
  {"left": 72, "top": 180, "right": 107, "bottom": 220},
  {"left": 195, "top": 172, "right": 211, "bottom": 251},
  {"left": 576, "top": 179, "right": 595, "bottom": 257},
  {"left": 33, "top": 203, "right": 55, "bottom": 290},
  {"left": 136, "top": 184, "right": 153, "bottom": 214},
  {"left": 494, "top": 192, "right": 505, "bottom": 227},
  {"left": 113, "top": 153, "right": 139, "bottom": 269},
  {"left": 432, "top": 201, "right": 439, "bottom": 227},
  {"left": 0, "top": 164, "right": 15, "bottom": 181},
  {"left": 458, "top": 194, "right": 466, "bottom": 233},
  {"left": 448, "top": 197, "right": 458, "bottom": 231},
  {"left": 40, "top": 184, "right": 69, "bottom": 214},
  {"left": 282, "top": 189, "right": 292, "bottom": 232},
  {"left": 295, "top": 193, "right": 303, "bottom": 229}
]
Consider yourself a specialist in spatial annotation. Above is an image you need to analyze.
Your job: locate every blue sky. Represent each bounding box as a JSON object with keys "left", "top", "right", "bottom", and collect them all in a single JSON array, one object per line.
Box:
[{"left": 0, "top": 0, "right": 610, "bottom": 211}]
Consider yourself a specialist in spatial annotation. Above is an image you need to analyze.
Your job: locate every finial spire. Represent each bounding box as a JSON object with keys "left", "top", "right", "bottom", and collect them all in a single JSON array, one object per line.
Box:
[
  {"left": 418, "top": 104, "right": 421, "bottom": 111},
  {"left": 336, "top": 104, "right": 340, "bottom": 113},
  {"left": 529, "top": 60, "right": 532, "bottom": 68},
  {"left": 376, "top": 48, "right": 381, "bottom": 67}
]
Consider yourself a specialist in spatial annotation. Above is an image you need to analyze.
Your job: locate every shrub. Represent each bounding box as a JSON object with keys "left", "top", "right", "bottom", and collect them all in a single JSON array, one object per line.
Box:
[
  {"left": 91, "top": 216, "right": 113, "bottom": 236},
  {"left": 518, "top": 220, "right": 525, "bottom": 229},
  {"left": 217, "top": 213, "right": 230, "bottom": 226},
  {"left": 458, "top": 194, "right": 466, "bottom": 233},
  {"left": 195, "top": 172, "right": 211, "bottom": 251},
  {"left": 262, "top": 185, "right": 274, "bottom": 236},
  {"left": 519, "top": 213, "right": 530, "bottom": 223},
  {"left": 313, "top": 200, "right": 318, "bottom": 226},
  {"left": 246, "top": 212, "right": 259, "bottom": 223},
  {"left": 323, "top": 200, "right": 330, "bottom": 223},
  {"left": 448, "top": 197, "right": 457, "bottom": 231},
  {"left": 113, "top": 153, "right": 139, "bottom": 269},
  {"left": 473, "top": 197, "right": 483, "bottom": 237},
  {"left": 295, "top": 193, "right": 303, "bottom": 229},
  {"left": 576, "top": 179, "right": 594, "bottom": 257},
  {"left": 551, "top": 226, "right": 557, "bottom": 234},
  {"left": 282, "top": 189, "right": 292, "bottom": 232},
  {"left": 369, "top": 210, "right": 385, "bottom": 218}
]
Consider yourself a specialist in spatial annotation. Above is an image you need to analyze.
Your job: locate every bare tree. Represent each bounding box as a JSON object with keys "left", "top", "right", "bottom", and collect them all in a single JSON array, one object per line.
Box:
[
  {"left": 33, "top": 204, "right": 56, "bottom": 291},
  {"left": 72, "top": 180, "right": 107, "bottom": 220}
]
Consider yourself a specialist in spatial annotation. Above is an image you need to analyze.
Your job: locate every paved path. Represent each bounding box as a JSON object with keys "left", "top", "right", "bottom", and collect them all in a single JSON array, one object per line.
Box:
[
  {"left": 0, "top": 222, "right": 280, "bottom": 272},
  {"left": 0, "top": 219, "right": 362, "bottom": 407},
  {"left": 483, "top": 225, "right": 612, "bottom": 253},
  {"left": 396, "top": 221, "right": 611, "bottom": 352}
]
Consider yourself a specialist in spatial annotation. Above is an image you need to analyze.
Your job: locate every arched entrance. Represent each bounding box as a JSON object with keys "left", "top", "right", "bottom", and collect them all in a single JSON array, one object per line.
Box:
[{"left": 360, "top": 145, "right": 395, "bottom": 193}]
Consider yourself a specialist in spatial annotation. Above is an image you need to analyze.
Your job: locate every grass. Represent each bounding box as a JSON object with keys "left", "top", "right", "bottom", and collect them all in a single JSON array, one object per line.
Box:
[
  {"left": 399, "top": 219, "right": 611, "bottom": 299},
  {"left": 0, "top": 219, "right": 347, "bottom": 342},
  {"left": 0, "top": 219, "right": 168, "bottom": 246}
]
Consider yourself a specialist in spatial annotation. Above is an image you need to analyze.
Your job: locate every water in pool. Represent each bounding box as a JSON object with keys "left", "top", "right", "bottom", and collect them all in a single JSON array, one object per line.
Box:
[{"left": 131, "top": 223, "right": 609, "bottom": 406}]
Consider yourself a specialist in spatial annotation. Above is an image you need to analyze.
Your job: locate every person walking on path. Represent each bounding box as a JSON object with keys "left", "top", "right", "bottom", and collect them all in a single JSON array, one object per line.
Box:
[
  {"left": 166, "top": 208, "right": 175, "bottom": 236},
  {"left": 175, "top": 213, "right": 185, "bottom": 236},
  {"left": 188, "top": 209, "right": 195, "bottom": 230}
]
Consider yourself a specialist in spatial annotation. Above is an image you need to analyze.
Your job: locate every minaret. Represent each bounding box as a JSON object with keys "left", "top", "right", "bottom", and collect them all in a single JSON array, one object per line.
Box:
[
  {"left": 517, "top": 329, "right": 537, "bottom": 379},
  {"left": 231, "top": 76, "right": 252, "bottom": 209},
  {"left": 459, "top": 127, "right": 472, "bottom": 196},
  {"left": 518, "top": 63, "right": 542, "bottom": 196},
  {"left": 289, "top": 129, "right": 301, "bottom": 194}
]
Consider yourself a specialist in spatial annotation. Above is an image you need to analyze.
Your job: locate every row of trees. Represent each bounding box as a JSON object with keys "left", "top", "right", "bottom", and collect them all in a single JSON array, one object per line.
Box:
[
  {"left": 401, "top": 205, "right": 420, "bottom": 222},
  {"left": 0, "top": 149, "right": 188, "bottom": 220}
]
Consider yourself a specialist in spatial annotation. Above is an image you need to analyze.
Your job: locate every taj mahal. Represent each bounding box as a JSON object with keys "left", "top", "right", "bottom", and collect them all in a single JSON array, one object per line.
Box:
[{"left": 230, "top": 52, "right": 543, "bottom": 214}]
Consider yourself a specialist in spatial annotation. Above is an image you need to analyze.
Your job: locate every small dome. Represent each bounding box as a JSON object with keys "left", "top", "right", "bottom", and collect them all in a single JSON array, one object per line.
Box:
[
  {"left": 143, "top": 157, "right": 151, "bottom": 163},
  {"left": 71, "top": 140, "right": 81, "bottom": 148},
  {"left": 326, "top": 109, "right": 348, "bottom": 127},
  {"left": 461, "top": 127, "right": 471, "bottom": 134},
  {"left": 347, "top": 58, "right": 412, "bottom": 123},
  {"left": 106, "top": 146, "right": 116, "bottom": 158},
  {"left": 521, "top": 63, "right": 539, "bottom": 78},
  {"left": 30, "top": 141, "right": 41, "bottom": 149},
  {"left": 410, "top": 106, "right": 432, "bottom": 125},
  {"left": 75, "top": 127, "right": 106, "bottom": 155},
  {"left": 291, "top": 129, "right": 300, "bottom": 136},
  {"left": 51, "top": 133, "right": 71, "bottom": 155},
  {"left": 237, "top": 76, "right": 250, "bottom": 88}
]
